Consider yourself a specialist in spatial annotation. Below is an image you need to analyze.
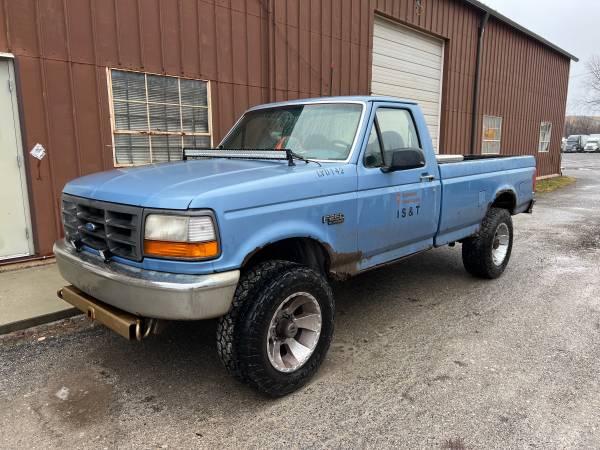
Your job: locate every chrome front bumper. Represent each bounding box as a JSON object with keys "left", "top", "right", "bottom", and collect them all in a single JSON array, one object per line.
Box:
[{"left": 53, "top": 239, "right": 240, "bottom": 320}]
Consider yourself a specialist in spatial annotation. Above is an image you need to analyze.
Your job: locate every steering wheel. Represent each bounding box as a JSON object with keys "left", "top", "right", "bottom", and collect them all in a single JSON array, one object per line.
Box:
[
  {"left": 275, "top": 136, "right": 304, "bottom": 152},
  {"left": 330, "top": 140, "right": 350, "bottom": 150}
]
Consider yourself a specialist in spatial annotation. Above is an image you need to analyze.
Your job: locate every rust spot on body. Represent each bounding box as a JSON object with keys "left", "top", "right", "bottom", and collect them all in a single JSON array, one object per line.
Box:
[{"left": 325, "top": 245, "right": 363, "bottom": 281}]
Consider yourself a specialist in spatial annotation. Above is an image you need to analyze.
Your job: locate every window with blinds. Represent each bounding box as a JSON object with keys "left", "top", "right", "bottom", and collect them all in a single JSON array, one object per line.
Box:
[
  {"left": 538, "top": 122, "right": 552, "bottom": 152},
  {"left": 482, "top": 115, "right": 502, "bottom": 154},
  {"left": 109, "top": 70, "right": 212, "bottom": 165}
]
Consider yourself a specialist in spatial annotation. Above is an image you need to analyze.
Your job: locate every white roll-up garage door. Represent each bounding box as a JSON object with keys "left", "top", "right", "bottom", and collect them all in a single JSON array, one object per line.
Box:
[{"left": 371, "top": 16, "right": 444, "bottom": 151}]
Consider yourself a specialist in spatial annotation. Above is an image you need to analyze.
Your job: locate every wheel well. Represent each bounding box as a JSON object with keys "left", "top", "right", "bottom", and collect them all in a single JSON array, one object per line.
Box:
[
  {"left": 242, "top": 238, "right": 330, "bottom": 275},
  {"left": 492, "top": 191, "right": 516, "bottom": 214}
]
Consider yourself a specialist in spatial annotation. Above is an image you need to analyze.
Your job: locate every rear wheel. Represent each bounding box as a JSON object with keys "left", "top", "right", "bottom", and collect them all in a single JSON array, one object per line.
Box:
[
  {"left": 216, "top": 260, "right": 334, "bottom": 396},
  {"left": 462, "top": 207, "right": 513, "bottom": 279}
]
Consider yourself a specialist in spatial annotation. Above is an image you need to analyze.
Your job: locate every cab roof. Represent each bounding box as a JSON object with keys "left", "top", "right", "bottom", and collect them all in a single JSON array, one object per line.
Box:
[{"left": 247, "top": 96, "right": 417, "bottom": 111}]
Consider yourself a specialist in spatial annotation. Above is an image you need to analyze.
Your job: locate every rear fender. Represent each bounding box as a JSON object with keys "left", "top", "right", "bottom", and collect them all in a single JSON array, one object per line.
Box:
[{"left": 490, "top": 187, "right": 518, "bottom": 214}]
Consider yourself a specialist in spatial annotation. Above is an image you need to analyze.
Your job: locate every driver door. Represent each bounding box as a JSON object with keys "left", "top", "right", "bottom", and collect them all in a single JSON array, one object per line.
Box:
[{"left": 356, "top": 104, "right": 441, "bottom": 269}]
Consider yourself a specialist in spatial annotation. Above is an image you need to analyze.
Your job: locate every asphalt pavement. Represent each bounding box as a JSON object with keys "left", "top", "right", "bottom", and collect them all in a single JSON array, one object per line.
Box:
[{"left": 1, "top": 153, "right": 599, "bottom": 449}]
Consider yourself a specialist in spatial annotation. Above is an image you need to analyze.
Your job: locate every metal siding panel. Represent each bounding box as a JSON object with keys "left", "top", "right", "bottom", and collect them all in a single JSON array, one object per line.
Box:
[
  {"left": 216, "top": 81, "right": 235, "bottom": 140},
  {"left": 45, "top": 60, "right": 79, "bottom": 194},
  {"left": 246, "top": 0, "right": 261, "bottom": 17},
  {"left": 332, "top": 0, "right": 342, "bottom": 40},
  {"left": 72, "top": 63, "right": 104, "bottom": 175},
  {"left": 95, "top": 67, "right": 113, "bottom": 171},
  {"left": 92, "top": 0, "right": 119, "bottom": 66},
  {"left": 18, "top": 56, "right": 59, "bottom": 255},
  {"left": 231, "top": 8, "right": 248, "bottom": 86},
  {"left": 309, "top": 16, "right": 321, "bottom": 94},
  {"left": 159, "top": 0, "right": 182, "bottom": 73},
  {"left": 246, "top": 13, "right": 263, "bottom": 86},
  {"left": 350, "top": 42, "right": 360, "bottom": 94},
  {"left": 8, "top": 0, "right": 39, "bottom": 56},
  {"left": 479, "top": 18, "right": 567, "bottom": 175},
  {"left": 287, "top": 24, "right": 299, "bottom": 93},
  {"left": 233, "top": 83, "right": 248, "bottom": 120},
  {"left": 199, "top": 0, "right": 218, "bottom": 80},
  {"left": 181, "top": 0, "right": 201, "bottom": 77},
  {"left": 139, "top": 0, "right": 162, "bottom": 73},
  {"left": 0, "top": 0, "right": 8, "bottom": 51},
  {"left": 358, "top": 0, "right": 370, "bottom": 93},
  {"left": 114, "top": 0, "right": 141, "bottom": 68},
  {"left": 215, "top": 4, "right": 233, "bottom": 83},
  {"left": 298, "top": 26, "right": 311, "bottom": 93},
  {"left": 274, "top": 18, "right": 287, "bottom": 91},
  {"left": 65, "top": 0, "right": 94, "bottom": 63}
]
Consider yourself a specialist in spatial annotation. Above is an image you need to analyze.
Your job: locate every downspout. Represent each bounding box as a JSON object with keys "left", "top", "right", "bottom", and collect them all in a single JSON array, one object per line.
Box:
[
  {"left": 470, "top": 11, "right": 490, "bottom": 155},
  {"left": 267, "top": 0, "right": 275, "bottom": 102}
]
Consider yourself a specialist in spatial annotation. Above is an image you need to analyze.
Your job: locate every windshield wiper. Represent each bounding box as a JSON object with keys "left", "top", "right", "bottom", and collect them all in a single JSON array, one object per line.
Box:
[{"left": 286, "top": 150, "right": 322, "bottom": 167}]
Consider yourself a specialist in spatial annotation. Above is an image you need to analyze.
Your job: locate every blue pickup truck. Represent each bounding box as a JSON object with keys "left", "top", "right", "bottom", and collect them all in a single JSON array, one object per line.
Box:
[{"left": 55, "top": 96, "right": 535, "bottom": 396}]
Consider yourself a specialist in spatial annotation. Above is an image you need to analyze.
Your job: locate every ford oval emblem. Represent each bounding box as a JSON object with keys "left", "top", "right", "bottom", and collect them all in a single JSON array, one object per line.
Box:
[{"left": 85, "top": 222, "right": 97, "bottom": 232}]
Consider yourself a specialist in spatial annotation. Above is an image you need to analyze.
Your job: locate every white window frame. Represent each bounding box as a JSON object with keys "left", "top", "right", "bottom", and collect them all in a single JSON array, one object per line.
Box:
[
  {"left": 107, "top": 68, "right": 213, "bottom": 167},
  {"left": 538, "top": 122, "right": 552, "bottom": 153},
  {"left": 482, "top": 115, "right": 502, "bottom": 155}
]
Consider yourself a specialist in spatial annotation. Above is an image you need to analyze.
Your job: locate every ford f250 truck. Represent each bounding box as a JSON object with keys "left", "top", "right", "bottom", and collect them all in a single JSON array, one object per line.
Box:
[{"left": 55, "top": 96, "right": 535, "bottom": 396}]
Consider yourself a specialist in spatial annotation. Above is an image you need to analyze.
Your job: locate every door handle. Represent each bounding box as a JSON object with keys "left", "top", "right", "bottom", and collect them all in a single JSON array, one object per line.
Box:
[{"left": 420, "top": 174, "right": 435, "bottom": 182}]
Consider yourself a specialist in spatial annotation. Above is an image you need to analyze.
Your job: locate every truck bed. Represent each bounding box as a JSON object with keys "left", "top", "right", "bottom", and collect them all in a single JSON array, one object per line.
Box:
[{"left": 434, "top": 155, "right": 535, "bottom": 247}]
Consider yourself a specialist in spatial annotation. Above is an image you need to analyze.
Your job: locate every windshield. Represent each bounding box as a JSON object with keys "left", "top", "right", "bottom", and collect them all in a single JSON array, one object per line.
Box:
[
  {"left": 588, "top": 138, "right": 599, "bottom": 144},
  {"left": 567, "top": 136, "right": 579, "bottom": 142},
  {"left": 220, "top": 103, "right": 363, "bottom": 161}
]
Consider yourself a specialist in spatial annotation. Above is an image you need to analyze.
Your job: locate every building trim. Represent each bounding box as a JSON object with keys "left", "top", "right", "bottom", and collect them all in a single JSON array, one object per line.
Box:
[
  {"left": 470, "top": 12, "right": 490, "bottom": 155},
  {"left": 463, "top": 0, "right": 578, "bottom": 61}
]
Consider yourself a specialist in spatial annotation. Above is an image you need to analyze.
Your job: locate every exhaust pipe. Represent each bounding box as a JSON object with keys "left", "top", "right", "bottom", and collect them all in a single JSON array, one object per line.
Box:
[{"left": 57, "top": 285, "right": 161, "bottom": 341}]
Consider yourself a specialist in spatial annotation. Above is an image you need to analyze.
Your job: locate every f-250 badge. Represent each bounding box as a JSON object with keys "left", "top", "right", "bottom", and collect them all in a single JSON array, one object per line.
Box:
[{"left": 322, "top": 213, "right": 345, "bottom": 225}]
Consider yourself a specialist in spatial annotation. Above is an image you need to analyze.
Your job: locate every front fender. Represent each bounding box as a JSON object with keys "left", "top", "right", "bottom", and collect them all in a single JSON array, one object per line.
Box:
[
  {"left": 230, "top": 220, "right": 334, "bottom": 267},
  {"left": 216, "top": 193, "right": 358, "bottom": 273}
]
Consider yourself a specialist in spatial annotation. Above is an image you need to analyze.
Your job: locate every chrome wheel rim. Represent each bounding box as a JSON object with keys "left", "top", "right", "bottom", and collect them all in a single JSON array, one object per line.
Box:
[
  {"left": 492, "top": 222, "right": 510, "bottom": 266},
  {"left": 267, "top": 292, "right": 322, "bottom": 373}
]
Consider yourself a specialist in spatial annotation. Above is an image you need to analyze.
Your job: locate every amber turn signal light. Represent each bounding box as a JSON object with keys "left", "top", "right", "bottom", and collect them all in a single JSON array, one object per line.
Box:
[{"left": 143, "top": 240, "right": 219, "bottom": 259}]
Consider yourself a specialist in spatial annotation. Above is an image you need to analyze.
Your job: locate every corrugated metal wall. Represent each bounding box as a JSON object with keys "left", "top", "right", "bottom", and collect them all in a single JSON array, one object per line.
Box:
[
  {"left": 0, "top": 0, "right": 570, "bottom": 257},
  {"left": 477, "top": 17, "right": 570, "bottom": 178}
]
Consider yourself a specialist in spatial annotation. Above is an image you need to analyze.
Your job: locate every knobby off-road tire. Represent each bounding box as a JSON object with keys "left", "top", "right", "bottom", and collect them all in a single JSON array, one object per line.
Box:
[
  {"left": 462, "top": 207, "right": 513, "bottom": 279},
  {"left": 216, "top": 260, "right": 334, "bottom": 396}
]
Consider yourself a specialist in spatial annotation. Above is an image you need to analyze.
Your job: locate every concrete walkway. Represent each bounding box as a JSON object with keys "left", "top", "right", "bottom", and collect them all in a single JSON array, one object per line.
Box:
[{"left": 0, "top": 262, "right": 78, "bottom": 334}]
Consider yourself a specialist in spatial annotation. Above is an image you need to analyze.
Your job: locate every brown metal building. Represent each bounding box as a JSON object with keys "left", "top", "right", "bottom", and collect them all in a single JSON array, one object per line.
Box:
[{"left": 0, "top": 0, "right": 576, "bottom": 261}]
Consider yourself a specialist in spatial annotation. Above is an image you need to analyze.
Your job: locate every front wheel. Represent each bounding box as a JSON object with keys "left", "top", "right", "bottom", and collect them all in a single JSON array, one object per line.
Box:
[
  {"left": 462, "top": 207, "right": 513, "bottom": 279},
  {"left": 216, "top": 261, "right": 334, "bottom": 396}
]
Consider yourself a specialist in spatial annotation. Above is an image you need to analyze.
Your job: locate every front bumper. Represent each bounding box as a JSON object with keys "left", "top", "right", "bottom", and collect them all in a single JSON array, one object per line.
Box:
[{"left": 54, "top": 239, "right": 239, "bottom": 320}]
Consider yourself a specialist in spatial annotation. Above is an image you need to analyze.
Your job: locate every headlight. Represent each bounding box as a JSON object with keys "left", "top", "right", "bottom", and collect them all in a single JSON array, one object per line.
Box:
[{"left": 143, "top": 214, "right": 219, "bottom": 259}]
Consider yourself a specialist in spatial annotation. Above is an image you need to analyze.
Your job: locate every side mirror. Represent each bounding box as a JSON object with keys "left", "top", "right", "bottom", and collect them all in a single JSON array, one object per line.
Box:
[{"left": 381, "top": 148, "right": 426, "bottom": 173}]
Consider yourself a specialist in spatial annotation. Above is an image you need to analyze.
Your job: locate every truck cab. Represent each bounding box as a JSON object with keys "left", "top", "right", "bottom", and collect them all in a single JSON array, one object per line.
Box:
[{"left": 55, "top": 96, "right": 536, "bottom": 396}]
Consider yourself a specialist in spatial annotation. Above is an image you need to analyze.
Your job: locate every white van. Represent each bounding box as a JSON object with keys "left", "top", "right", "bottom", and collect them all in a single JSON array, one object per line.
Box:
[{"left": 584, "top": 134, "right": 600, "bottom": 152}]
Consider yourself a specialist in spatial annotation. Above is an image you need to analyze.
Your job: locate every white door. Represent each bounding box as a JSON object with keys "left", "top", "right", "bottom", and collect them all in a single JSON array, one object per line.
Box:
[
  {"left": 0, "top": 58, "right": 34, "bottom": 260},
  {"left": 371, "top": 17, "right": 444, "bottom": 151}
]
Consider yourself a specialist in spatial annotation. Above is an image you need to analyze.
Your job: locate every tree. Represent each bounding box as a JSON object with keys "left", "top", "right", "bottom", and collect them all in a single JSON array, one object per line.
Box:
[
  {"left": 584, "top": 55, "right": 600, "bottom": 109},
  {"left": 564, "top": 115, "right": 600, "bottom": 136}
]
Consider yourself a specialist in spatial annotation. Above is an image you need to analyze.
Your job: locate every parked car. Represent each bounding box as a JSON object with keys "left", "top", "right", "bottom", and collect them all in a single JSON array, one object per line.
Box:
[
  {"left": 565, "top": 135, "right": 589, "bottom": 152},
  {"left": 584, "top": 136, "right": 600, "bottom": 152},
  {"left": 54, "top": 96, "right": 536, "bottom": 396}
]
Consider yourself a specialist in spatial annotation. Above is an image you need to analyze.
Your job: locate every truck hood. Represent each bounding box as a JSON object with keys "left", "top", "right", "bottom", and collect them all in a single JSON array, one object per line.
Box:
[{"left": 63, "top": 158, "right": 352, "bottom": 210}]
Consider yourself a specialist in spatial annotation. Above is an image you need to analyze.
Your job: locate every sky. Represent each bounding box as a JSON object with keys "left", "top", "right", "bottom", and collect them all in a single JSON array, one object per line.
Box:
[{"left": 480, "top": 0, "right": 600, "bottom": 115}]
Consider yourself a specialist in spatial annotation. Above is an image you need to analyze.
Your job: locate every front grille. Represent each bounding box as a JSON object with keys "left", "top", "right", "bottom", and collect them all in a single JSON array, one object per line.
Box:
[{"left": 61, "top": 194, "right": 143, "bottom": 261}]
